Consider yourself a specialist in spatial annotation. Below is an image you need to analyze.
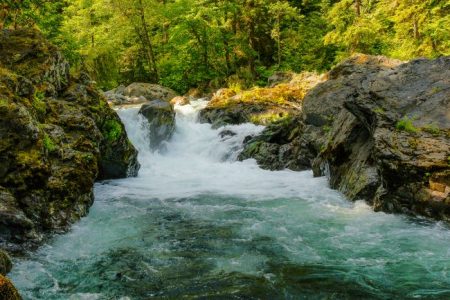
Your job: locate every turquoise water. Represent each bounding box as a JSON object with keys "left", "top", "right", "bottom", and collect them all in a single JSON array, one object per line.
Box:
[{"left": 10, "top": 101, "right": 450, "bottom": 299}]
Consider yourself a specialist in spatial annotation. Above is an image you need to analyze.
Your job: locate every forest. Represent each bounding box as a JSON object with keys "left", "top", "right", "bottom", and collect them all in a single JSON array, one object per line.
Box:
[{"left": 1, "top": 0, "right": 449, "bottom": 93}]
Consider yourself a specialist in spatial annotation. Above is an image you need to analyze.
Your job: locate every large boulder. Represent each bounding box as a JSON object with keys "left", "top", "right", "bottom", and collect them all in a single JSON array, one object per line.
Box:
[
  {"left": 105, "top": 83, "right": 178, "bottom": 106},
  {"left": 312, "top": 56, "right": 450, "bottom": 219},
  {"left": 199, "top": 72, "right": 323, "bottom": 128},
  {"left": 139, "top": 100, "right": 176, "bottom": 150},
  {"left": 0, "top": 29, "right": 139, "bottom": 252},
  {"left": 123, "top": 82, "right": 177, "bottom": 102}
]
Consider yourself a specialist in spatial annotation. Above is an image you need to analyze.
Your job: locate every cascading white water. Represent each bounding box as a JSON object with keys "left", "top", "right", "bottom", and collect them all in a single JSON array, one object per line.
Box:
[{"left": 10, "top": 100, "right": 450, "bottom": 299}]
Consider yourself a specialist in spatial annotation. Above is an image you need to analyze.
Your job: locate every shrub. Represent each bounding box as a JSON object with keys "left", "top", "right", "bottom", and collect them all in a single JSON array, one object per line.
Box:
[{"left": 396, "top": 117, "right": 419, "bottom": 133}]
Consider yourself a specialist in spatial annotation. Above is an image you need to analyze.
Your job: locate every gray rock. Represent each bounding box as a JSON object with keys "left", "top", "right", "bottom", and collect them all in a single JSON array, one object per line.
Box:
[
  {"left": 310, "top": 55, "right": 450, "bottom": 220},
  {"left": 124, "top": 83, "right": 177, "bottom": 102},
  {"left": 139, "top": 100, "right": 176, "bottom": 150},
  {"left": 238, "top": 54, "right": 450, "bottom": 220}
]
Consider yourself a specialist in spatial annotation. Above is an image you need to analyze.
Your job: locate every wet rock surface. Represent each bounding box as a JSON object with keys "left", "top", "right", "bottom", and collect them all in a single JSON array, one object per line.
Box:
[
  {"left": 139, "top": 100, "right": 176, "bottom": 150},
  {"left": 236, "top": 55, "right": 450, "bottom": 220},
  {"left": 0, "top": 29, "right": 140, "bottom": 252}
]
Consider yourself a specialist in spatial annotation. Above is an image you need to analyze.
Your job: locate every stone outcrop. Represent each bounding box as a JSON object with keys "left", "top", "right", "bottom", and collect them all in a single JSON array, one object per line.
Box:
[
  {"left": 105, "top": 83, "right": 178, "bottom": 106},
  {"left": 0, "top": 29, "right": 140, "bottom": 252},
  {"left": 139, "top": 100, "right": 176, "bottom": 150},
  {"left": 236, "top": 55, "right": 450, "bottom": 220},
  {"left": 311, "top": 56, "right": 450, "bottom": 219},
  {"left": 199, "top": 72, "right": 323, "bottom": 128}
]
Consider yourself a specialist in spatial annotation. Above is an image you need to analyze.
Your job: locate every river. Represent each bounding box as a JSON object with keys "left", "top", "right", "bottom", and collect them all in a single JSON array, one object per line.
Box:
[{"left": 10, "top": 100, "right": 450, "bottom": 299}]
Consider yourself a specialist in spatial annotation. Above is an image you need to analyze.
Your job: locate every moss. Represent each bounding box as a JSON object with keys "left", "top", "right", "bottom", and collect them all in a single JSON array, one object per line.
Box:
[
  {"left": 89, "top": 99, "right": 107, "bottom": 113},
  {"left": 322, "top": 125, "right": 331, "bottom": 133},
  {"left": 431, "top": 86, "right": 442, "bottom": 94},
  {"left": 422, "top": 123, "right": 441, "bottom": 135},
  {"left": 33, "top": 91, "right": 46, "bottom": 115},
  {"left": 103, "top": 119, "right": 122, "bottom": 142},
  {"left": 0, "top": 98, "right": 9, "bottom": 107},
  {"left": 408, "top": 138, "right": 418, "bottom": 150},
  {"left": 250, "top": 112, "right": 290, "bottom": 125},
  {"left": 396, "top": 117, "right": 419, "bottom": 133},
  {"left": 373, "top": 107, "right": 385, "bottom": 114},
  {"left": 43, "top": 134, "right": 57, "bottom": 152},
  {"left": 16, "top": 149, "right": 42, "bottom": 165}
]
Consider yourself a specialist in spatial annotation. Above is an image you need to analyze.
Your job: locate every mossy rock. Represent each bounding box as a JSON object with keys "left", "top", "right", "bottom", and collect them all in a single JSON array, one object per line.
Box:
[
  {"left": 199, "top": 72, "right": 323, "bottom": 128},
  {"left": 0, "top": 28, "right": 139, "bottom": 252},
  {"left": 0, "top": 275, "right": 21, "bottom": 300}
]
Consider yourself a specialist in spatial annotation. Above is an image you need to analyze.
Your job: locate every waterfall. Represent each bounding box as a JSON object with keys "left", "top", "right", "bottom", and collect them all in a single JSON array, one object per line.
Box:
[{"left": 9, "top": 100, "right": 450, "bottom": 300}]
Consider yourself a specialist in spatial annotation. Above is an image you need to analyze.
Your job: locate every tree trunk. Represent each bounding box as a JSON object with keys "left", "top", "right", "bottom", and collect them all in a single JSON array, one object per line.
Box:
[
  {"left": 138, "top": 0, "right": 159, "bottom": 82},
  {"left": 355, "top": 0, "right": 361, "bottom": 16},
  {"left": 277, "top": 14, "right": 281, "bottom": 67},
  {"left": 413, "top": 17, "right": 420, "bottom": 40}
]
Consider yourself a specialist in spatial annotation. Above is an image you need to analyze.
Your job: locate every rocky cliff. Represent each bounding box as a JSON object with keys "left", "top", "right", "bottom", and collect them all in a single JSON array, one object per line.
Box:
[
  {"left": 0, "top": 29, "right": 140, "bottom": 253},
  {"left": 207, "top": 55, "right": 450, "bottom": 220}
]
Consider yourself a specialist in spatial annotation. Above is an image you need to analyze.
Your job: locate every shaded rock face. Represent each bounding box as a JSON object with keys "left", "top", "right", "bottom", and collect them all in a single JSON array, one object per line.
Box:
[
  {"left": 241, "top": 56, "right": 405, "bottom": 171},
  {"left": 139, "top": 100, "right": 176, "bottom": 150},
  {"left": 105, "top": 83, "right": 178, "bottom": 106},
  {"left": 238, "top": 54, "right": 450, "bottom": 220},
  {"left": 238, "top": 117, "right": 313, "bottom": 171},
  {"left": 0, "top": 29, "right": 139, "bottom": 252},
  {"left": 199, "top": 72, "right": 323, "bottom": 129}
]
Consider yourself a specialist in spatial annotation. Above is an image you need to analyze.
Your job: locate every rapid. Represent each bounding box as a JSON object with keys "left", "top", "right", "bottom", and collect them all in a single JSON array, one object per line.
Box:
[{"left": 10, "top": 100, "right": 450, "bottom": 299}]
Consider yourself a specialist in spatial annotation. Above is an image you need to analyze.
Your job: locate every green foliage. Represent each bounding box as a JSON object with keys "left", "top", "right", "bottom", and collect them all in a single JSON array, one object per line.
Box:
[
  {"left": 422, "top": 123, "right": 441, "bottom": 135},
  {"left": 396, "top": 117, "right": 419, "bottom": 133},
  {"left": 3, "top": 0, "right": 448, "bottom": 91},
  {"left": 43, "top": 134, "right": 57, "bottom": 152},
  {"left": 103, "top": 119, "right": 122, "bottom": 142},
  {"left": 33, "top": 92, "right": 46, "bottom": 115}
]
